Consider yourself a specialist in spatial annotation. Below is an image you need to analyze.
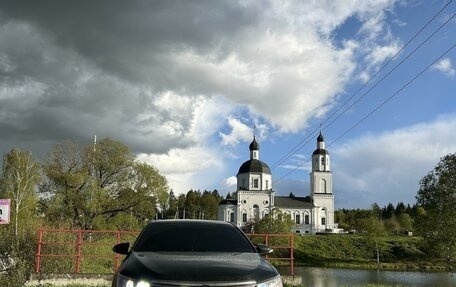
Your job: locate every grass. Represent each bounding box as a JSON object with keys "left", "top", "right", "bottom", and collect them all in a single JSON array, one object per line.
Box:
[
  {"left": 25, "top": 280, "right": 406, "bottom": 287},
  {"left": 25, "top": 278, "right": 111, "bottom": 287},
  {"left": 292, "top": 234, "right": 442, "bottom": 270}
]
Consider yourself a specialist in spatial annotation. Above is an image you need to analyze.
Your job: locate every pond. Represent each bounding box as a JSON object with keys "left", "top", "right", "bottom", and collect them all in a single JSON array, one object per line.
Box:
[{"left": 277, "top": 266, "right": 456, "bottom": 287}]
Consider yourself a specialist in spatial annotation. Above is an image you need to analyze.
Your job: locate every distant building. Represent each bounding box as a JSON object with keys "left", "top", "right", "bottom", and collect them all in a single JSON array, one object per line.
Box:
[{"left": 218, "top": 132, "right": 340, "bottom": 234}]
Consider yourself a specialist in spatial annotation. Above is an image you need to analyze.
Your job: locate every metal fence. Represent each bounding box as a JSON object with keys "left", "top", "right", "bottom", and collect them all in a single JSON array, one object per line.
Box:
[{"left": 34, "top": 228, "right": 294, "bottom": 275}]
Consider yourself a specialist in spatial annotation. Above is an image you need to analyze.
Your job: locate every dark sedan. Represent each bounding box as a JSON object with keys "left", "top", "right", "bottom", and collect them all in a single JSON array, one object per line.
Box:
[{"left": 112, "top": 219, "right": 282, "bottom": 287}]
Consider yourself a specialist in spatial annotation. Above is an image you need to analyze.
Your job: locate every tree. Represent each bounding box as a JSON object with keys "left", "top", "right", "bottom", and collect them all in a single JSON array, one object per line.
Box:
[
  {"left": 382, "top": 203, "right": 395, "bottom": 219},
  {"left": 0, "top": 149, "right": 41, "bottom": 236},
  {"left": 361, "top": 205, "right": 386, "bottom": 266},
  {"left": 40, "top": 138, "right": 170, "bottom": 230},
  {"left": 40, "top": 140, "right": 91, "bottom": 228},
  {"left": 371, "top": 203, "right": 382, "bottom": 219},
  {"left": 397, "top": 213, "right": 413, "bottom": 232},
  {"left": 249, "top": 209, "right": 294, "bottom": 234},
  {"left": 395, "top": 202, "right": 406, "bottom": 216},
  {"left": 415, "top": 153, "right": 456, "bottom": 268}
]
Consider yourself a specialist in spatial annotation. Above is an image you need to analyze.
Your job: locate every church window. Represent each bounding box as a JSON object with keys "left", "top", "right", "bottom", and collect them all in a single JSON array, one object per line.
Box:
[
  {"left": 242, "top": 179, "right": 246, "bottom": 189},
  {"left": 230, "top": 212, "right": 235, "bottom": 223},
  {"left": 321, "top": 218, "right": 326, "bottom": 225},
  {"left": 253, "top": 205, "right": 259, "bottom": 219},
  {"left": 253, "top": 178, "right": 259, "bottom": 188},
  {"left": 242, "top": 212, "right": 247, "bottom": 223},
  {"left": 295, "top": 214, "right": 301, "bottom": 224},
  {"left": 265, "top": 180, "right": 269, "bottom": 190},
  {"left": 304, "top": 214, "right": 310, "bottom": 225},
  {"left": 320, "top": 179, "right": 327, "bottom": 194},
  {"left": 321, "top": 157, "right": 325, "bottom": 165}
]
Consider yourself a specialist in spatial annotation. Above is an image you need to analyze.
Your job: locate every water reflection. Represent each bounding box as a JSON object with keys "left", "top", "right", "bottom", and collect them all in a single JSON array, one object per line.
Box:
[{"left": 278, "top": 266, "right": 456, "bottom": 287}]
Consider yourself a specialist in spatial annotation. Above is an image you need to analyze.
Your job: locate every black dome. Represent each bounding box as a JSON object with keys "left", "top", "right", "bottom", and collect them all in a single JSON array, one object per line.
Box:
[
  {"left": 317, "top": 132, "right": 324, "bottom": 142},
  {"left": 313, "top": 148, "right": 329, "bottom": 155},
  {"left": 237, "top": 159, "right": 271, "bottom": 175},
  {"left": 249, "top": 137, "right": 259, "bottom": 151}
]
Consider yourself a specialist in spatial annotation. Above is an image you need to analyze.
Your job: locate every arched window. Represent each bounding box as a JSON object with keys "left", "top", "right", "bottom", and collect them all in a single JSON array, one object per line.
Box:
[
  {"left": 320, "top": 179, "right": 327, "bottom": 193},
  {"left": 241, "top": 210, "right": 248, "bottom": 223},
  {"left": 294, "top": 212, "right": 301, "bottom": 224},
  {"left": 253, "top": 205, "right": 260, "bottom": 219}
]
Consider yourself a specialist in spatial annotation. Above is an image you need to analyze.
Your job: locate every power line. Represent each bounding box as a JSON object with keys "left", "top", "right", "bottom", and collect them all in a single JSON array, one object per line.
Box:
[
  {"left": 327, "top": 41, "right": 456, "bottom": 150},
  {"left": 323, "top": 0, "right": 454, "bottom": 130},
  {"left": 270, "top": 1, "right": 454, "bottom": 171},
  {"left": 323, "top": 11, "right": 456, "bottom": 132},
  {"left": 274, "top": 41, "right": 456, "bottom": 185}
]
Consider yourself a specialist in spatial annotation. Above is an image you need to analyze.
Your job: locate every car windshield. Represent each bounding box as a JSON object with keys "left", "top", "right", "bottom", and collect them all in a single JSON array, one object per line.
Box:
[{"left": 133, "top": 222, "right": 255, "bottom": 253}]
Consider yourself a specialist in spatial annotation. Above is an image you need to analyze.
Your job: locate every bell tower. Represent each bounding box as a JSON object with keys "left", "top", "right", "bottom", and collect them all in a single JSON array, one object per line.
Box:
[{"left": 310, "top": 132, "right": 335, "bottom": 230}]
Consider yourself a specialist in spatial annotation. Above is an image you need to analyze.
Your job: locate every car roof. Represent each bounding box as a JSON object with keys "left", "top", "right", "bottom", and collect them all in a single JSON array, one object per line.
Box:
[
  {"left": 146, "top": 219, "right": 234, "bottom": 226},
  {"left": 132, "top": 219, "right": 254, "bottom": 253}
]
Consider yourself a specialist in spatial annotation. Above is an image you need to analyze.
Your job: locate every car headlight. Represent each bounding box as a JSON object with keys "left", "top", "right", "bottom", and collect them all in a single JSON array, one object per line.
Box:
[
  {"left": 257, "top": 275, "right": 283, "bottom": 287},
  {"left": 116, "top": 273, "right": 151, "bottom": 287}
]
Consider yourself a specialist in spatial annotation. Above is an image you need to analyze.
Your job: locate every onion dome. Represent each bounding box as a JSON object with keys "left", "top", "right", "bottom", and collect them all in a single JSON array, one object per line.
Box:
[
  {"left": 313, "top": 131, "right": 329, "bottom": 155},
  {"left": 249, "top": 136, "right": 259, "bottom": 151}
]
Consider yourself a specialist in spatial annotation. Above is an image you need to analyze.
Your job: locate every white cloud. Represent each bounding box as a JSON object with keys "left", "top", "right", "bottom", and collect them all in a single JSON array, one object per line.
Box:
[
  {"left": 0, "top": 0, "right": 407, "bottom": 198},
  {"left": 220, "top": 116, "right": 253, "bottom": 147},
  {"left": 432, "top": 58, "right": 455, "bottom": 78},
  {"left": 137, "top": 146, "right": 224, "bottom": 194},
  {"left": 366, "top": 41, "right": 401, "bottom": 66},
  {"left": 332, "top": 115, "right": 456, "bottom": 208},
  {"left": 223, "top": 176, "right": 237, "bottom": 192}
]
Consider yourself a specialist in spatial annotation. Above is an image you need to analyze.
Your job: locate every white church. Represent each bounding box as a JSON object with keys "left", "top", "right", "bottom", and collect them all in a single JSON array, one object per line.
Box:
[{"left": 218, "top": 132, "right": 340, "bottom": 234}]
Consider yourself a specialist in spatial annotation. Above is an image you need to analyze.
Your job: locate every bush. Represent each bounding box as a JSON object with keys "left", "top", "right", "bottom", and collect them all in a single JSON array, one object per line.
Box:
[{"left": 0, "top": 226, "right": 37, "bottom": 287}]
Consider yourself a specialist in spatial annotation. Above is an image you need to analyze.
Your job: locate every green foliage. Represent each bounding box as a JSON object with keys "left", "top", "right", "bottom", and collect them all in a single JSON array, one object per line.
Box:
[
  {"left": 0, "top": 149, "right": 43, "bottom": 286},
  {"left": 336, "top": 202, "right": 417, "bottom": 235},
  {"left": 165, "top": 189, "right": 223, "bottom": 220},
  {"left": 415, "top": 153, "right": 456, "bottom": 268},
  {"left": 0, "top": 225, "right": 37, "bottom": 287},
  {"left": 40, "top": 138, "right": 170, "bottom": 230},
  {"left": 0, "top": 149, "right": 42, "bottom": 235},
  {"left": 294, "top": 234, "right": 425, "bottom": 267},
  {"left": 249, "top": 210, "right": 294, "bottom": 234}
]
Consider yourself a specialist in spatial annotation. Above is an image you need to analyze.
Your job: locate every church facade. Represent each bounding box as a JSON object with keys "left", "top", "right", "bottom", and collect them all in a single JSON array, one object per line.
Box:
[{"left": 218, "top": 132, "right": 339, "bottom": 234}]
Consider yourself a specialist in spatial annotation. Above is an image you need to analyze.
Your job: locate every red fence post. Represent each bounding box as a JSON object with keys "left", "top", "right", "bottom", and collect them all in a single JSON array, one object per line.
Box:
[
  {"left": 290, "top": 234, "right": 294, "bottom": 276},
  {"left": 75, "top": 230, "right": 82, "bottom": 273},
  {"left": 35, "top": 229, "right": 43, "bottom": 273},
  {"left": 114, "top": 231, "right": 121, "bottom": 271}
]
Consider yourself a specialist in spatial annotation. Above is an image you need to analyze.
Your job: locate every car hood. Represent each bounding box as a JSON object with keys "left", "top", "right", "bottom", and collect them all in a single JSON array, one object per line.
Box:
[{"left": 118, "top": 251, "right": 279, "bottom": 283}]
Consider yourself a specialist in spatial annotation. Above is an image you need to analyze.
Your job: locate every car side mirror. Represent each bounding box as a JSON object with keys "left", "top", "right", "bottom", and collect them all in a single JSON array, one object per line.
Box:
[
  {"left": 113, "top": 242, "right": 130, "bottom": 255},
  {"left": 255, "top": 243, "right": 273, "bottom": 255}
]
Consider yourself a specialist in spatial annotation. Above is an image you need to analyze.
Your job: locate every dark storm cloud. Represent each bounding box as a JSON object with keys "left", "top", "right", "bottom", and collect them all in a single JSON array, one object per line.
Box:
[
  {"left": 1, "top": 0, "right": 251, "bottom": 157},
  {"left": 3, "top": 0, "right": 436, "bottom": 204},
  {"left": 0, "top": 0, "right": 259, "bottom": 84}
]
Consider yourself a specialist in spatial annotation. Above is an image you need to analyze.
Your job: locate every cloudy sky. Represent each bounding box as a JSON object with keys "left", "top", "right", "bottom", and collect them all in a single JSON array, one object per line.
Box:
[{"left": 0, "top": 0, "right": 455, "bottom": 209}]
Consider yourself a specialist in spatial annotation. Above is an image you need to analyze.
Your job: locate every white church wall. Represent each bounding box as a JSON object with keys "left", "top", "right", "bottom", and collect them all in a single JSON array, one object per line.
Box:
[{"left": 218, "top": 133, "right": 337, "bottom": 234}]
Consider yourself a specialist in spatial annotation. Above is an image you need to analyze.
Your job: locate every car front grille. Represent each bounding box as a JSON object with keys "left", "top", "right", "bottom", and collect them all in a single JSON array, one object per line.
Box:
[{"left": 147, "top": 279, "right": 257, "bottom": 287}]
